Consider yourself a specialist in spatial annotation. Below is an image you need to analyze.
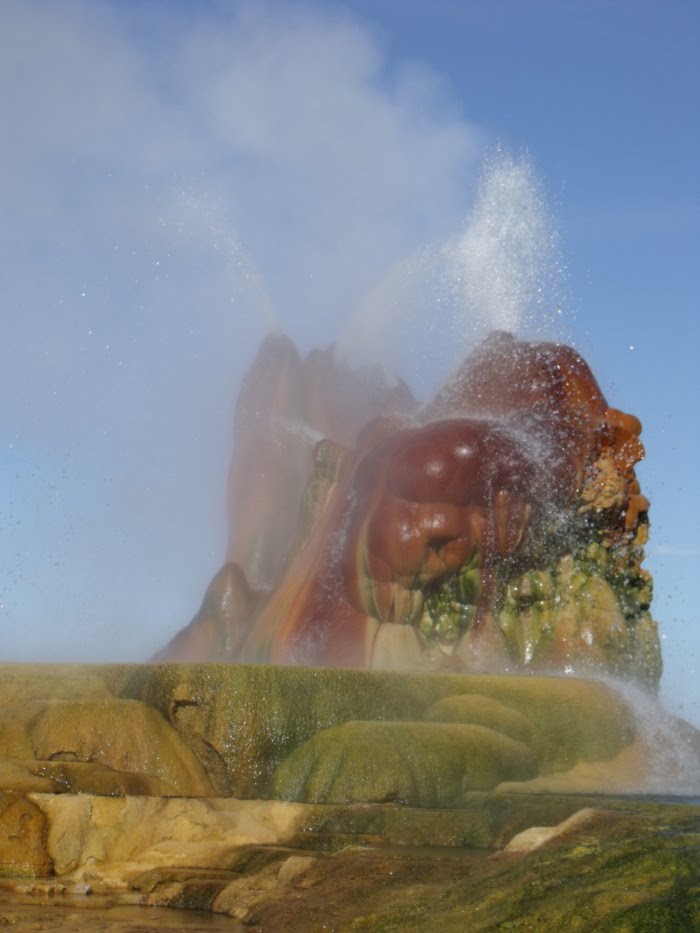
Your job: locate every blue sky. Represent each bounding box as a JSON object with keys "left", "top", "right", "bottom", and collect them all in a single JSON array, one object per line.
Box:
[{"left": 1, "top": 0, "right": 698, "bottom": 724}]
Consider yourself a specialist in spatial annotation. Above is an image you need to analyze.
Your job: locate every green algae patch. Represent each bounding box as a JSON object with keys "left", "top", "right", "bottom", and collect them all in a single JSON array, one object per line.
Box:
[
  {"left": 422, "top": 694, "right": 536, "bottom": 746},
  {"left": 435, "top": 674, "right": 636, "bottom": 773},
  {"left": 0, "top": 664, "right": 646, "bottom": 802},
  {"left": 259, "top": 803, "right": 700, "bottom": 932},
  {"left": 498, "top": 553, "right": 663, "bottom": 692},
  {"left": 270, "top": 721, "right": 538, "bottom": 807},
  {"left": 199, "top": 801, "right": 700, "bottom": 932},
  {"left": 106, "top": 664, "right": 437, "bottom": 797},
  {"left": 106, "top": 664, "right": 636, "bottom": 797}
]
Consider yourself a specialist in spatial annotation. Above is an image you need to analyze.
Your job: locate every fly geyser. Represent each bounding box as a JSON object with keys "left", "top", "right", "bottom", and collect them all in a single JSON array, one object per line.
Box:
[
  {"left": 3, "top": 301, "right": 699, "bottom": 932},
  {"left": 3, "top": 153, "right": 697, "bottom": 928},
  {"left": 156, "top": 329, "right": 661, "bottom": 690}
]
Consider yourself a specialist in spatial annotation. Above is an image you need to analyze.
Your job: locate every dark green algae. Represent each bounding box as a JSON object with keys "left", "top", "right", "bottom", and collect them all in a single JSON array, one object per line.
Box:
[
  {"left": 104, "top": 662, "right": 635, "bottom": 800},
  {"left": 255, "top": 800, "right": 700, "bottom": 932}
]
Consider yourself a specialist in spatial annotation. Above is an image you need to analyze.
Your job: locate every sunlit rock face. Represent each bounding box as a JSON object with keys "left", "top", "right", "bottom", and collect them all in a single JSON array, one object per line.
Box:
[{"left": 157, "top": 331, "right": 661, "bottom": 688}]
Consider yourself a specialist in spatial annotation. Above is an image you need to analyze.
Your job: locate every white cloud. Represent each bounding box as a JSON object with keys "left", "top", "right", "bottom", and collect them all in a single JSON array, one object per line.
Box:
[
  {"left": 0, "top": 0, "right": 485, "bottom": 660},
  {"left": 175, "top": 1, "right": 482, "bottom": 337}
]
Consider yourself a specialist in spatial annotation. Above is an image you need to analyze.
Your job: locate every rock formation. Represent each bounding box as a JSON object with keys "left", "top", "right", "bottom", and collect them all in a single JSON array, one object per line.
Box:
[
  {"left": 0, "top": 335, "right": 690, "bottom": 929},
  {"left": 1, "top": 663, "right": 695, "bottom": 810},
  {"left": 1, "top": 663, "right": 698, "bottom": 926},
  {"left": 157, "top": 330, "right": 661, "bottom": 688}
]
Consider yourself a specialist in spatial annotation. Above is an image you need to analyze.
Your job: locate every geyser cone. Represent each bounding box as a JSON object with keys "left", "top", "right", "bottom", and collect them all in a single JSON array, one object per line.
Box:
[{"left": 157, "top": 330, "right": 661, "bottom": 690}]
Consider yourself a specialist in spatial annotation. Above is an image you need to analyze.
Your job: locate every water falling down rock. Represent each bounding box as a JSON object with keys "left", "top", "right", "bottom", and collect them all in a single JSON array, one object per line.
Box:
[{"left": 156, "top": 329, "right": 662, "bottom": 690}]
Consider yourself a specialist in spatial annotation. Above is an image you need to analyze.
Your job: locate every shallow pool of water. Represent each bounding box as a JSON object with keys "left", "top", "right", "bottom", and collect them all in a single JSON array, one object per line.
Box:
[{"left": 0, "top": 895, "right": 243, "bottom": 932}]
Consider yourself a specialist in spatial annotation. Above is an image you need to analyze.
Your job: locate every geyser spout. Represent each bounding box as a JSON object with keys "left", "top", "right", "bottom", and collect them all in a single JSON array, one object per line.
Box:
[{"left": 156, "top": 330, "right": 661, "bottom": 690}]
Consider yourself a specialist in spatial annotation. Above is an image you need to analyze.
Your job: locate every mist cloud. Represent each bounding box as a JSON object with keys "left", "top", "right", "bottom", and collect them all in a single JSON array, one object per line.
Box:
[{"left": 0, "top": 0, "right": 484, "bottom": 660}]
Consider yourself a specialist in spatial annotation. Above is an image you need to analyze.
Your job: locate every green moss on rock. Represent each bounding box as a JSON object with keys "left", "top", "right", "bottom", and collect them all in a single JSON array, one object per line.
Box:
[
  {"left": 422, "top": 695, "right": 535, "bottom": 746},
  {"left": 108, "top": 664, "right": 636, "bottom": 796},
  {"left": 271, "top": 720, "right": 539, "bottom": 806},
  {"left": 0, "top": 664, "right": 643, "bottom": 803},
  {"left": 499, "top": 553, "right": 663, "bottom": 690},
  {"left": 108, "top": 664, "right": 435, "bottom": 797}
]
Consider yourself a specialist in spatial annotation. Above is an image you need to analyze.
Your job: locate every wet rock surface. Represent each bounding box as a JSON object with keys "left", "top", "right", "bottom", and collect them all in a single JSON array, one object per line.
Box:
[
  {"left": 109, "top": 664, "right": 641, "bottom": 799},
  {"left": 0, "top": 663, "right": 698, "bottom": 927},
  {"left": 0, "top": 796, "right": 698, "bottom": 930},
  {"left": 271, "top": 720, "right": 539, "bottom": 805},
  {"left": 3, "top": 662, "right": 697, "bottom": 806}
]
